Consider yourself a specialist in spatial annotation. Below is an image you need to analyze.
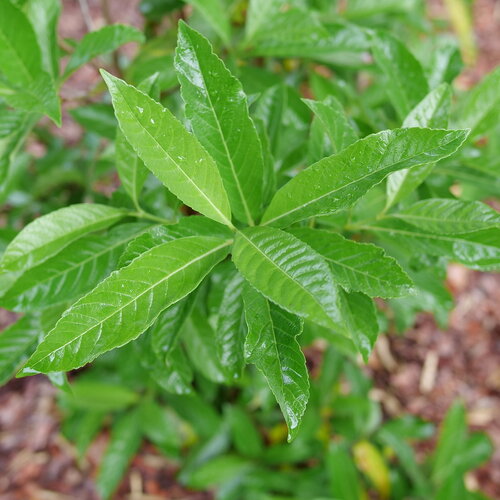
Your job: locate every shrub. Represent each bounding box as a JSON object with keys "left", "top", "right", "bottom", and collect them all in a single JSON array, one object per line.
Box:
[{"left": 0, "top": 0, "right": 497, "bottom": 498}]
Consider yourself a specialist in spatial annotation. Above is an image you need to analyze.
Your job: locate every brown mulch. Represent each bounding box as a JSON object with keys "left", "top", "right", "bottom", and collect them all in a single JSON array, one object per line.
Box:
[{"left": 1, "top": 0, "right": 500, "bottom": 499}]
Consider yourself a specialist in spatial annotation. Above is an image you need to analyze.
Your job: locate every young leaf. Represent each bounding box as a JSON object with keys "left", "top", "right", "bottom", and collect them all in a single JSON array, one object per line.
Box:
[
  {"left": 232, "top": 226, "right": 343, "bottom": 329},
  {"left": 386, "top": 83, "right": 452, "bottom": 209},
  {"left": 393, "top": 199, "right": 500, "bottom": 234},
  {"left": 0, "top": 0, "right": 60, "bottom": 123},
  {"left": 96, "top": 411, "right": 142, "bottom": 500},
  {"left": 0, "top": 204, "right": 125, "bottom": 286},
  {"left": 115, "top": 74, "right": 160, "bottom": 209},
  {"left": 371, "top": 31, "right": 429, "bottom": 120},
  {"left": 22, "top": 236, "right": 232, "bottom": 373},
  {"left": 261, "top": 128, "right": 469, "bottom": 228},
  {"left": 175, "top": 22, "right": 264, "bottom": 225},
  {"left": 1, "top": 222, "right": 150, "bottom": 312},
  {"left": 102, "top": 71, "right": 233, "bottom": 227},
  {"left": 290, "top": 227, "right": 413, "bottom": 298},
  {"left": 187, "top": 0, "right": 231, "bottom": 44},
  {"left": 0, "top": 315, "right": 40, "bottom": 386},
  {"left": 303, "top": 96, "right": 357, "bottom": 154},
  {"left": 63, "top": 24, "right": 144, "bottom": 79},
  {"left": 243, "top": 286, "right": 309, "bottom": 441}
]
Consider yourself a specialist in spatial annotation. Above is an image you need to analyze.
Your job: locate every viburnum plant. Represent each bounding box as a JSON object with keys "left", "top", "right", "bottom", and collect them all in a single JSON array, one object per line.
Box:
[{"left": 0, "top": 0, "right": 498, "bottom": 498}]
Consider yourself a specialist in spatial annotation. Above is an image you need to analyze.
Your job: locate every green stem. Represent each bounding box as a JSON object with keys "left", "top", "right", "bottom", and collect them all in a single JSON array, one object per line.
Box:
[{"left": 128, "top": 210, "right": 175, "bottom": 225}]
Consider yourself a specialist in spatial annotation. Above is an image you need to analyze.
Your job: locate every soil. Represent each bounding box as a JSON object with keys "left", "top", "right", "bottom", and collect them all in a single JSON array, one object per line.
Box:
[{"left": 1, "top": 0, "right": 500, "bottom": 499}]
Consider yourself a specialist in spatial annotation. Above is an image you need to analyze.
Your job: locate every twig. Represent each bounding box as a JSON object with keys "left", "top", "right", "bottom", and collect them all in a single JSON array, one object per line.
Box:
[{"left": 78, "top": 0, "right": 94, "bottom": 32}]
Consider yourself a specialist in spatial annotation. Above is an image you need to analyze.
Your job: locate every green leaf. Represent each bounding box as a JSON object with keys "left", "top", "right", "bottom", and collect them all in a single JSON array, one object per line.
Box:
[
  {"left": 0, "top": 0, "right": 60, "bottom": 123},
  {"left": 0, "top": 107, "right": 37, "bottom": 184},
  {"left": 233, "top": 226, "right": 342, "bottom": 329},
  {"left": 393, "top": 199, "right": 500, "bottom": 234},
  {"left": 365, "top": 219, "right": 500, "bottom": 271},
  {"left": 139, "top": 400, "right": 181, "bottom": 452},
  {"left": 340, "top": 290, "right": 379, "bottom": 362},
  {"left": 188, "top": 0, "right": 231, "bottom": 44},
  {"left": 115, "top": 74, "right": 160, "bottom": 208},
  {"left": 135, "top": 332, "right": 193, "bottom": 395},
  {"left": 69, "top": 103, "right": 117, "bottom": 139},
  {"left": 0, "top": 204, "right": 125, "bottom": 291},
  {"left": 96, "top": 410, "right": 142, "bottom": 500},
  {"left": 455, "top": 67, "right": 500, "bottom": 137},
  {"left": 371, "top": 31, "right": 429, "bottom": 120},
  {"left": 261, "top": 128, "right": 469, "bottom": 228},
  {"left": 303, "top": 96, "right": 357, "bottom": 154},
  {"left": 22, "top": 236, "right": 232, "bottom": 373},
  {"left": 119, "top": 216, "right": 233, "bottom": 267},
  {"left": 0, "top": 315, "right": 40, "bottom": 386},
  {"left": 24, "top": 0, "right": 60, "bottom": 78},
  {"left": 1, "top": 222, "right": 150, "bottom": 312},
  {"left": 243, "top": 285, "right": 309, "bottom": 441},
  {"left": 68, "top": 380, "right": 139, "bottom": 411},
  {"left": 213, "top": 268, "right": 246, "bottom": 380},
  {"left": 225, "top": 405, "right": 264, "bottom": 458},
  {"left": 63, "top": 24, "right": 144, "bottom": 79},
  {"left": 327, "top": 443, "right": 362, "bottom": 500},
  {"left": 183, "top": 304, "right": 227, "bottom": 383},
  {"left": 175, "top": 22, "right": 264, "bottom": 225},
  {"left": 386, "top": 83, "right": 452, "bottom": 209},
  {"left": 102, "top": 71, "right": 233, "bottom": 227},
  {"left": 290, "top": 228, "right": 413, "bottom": 298}
]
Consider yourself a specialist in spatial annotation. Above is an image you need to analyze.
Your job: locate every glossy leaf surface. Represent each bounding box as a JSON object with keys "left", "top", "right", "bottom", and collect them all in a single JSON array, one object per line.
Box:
[
  {"left": 243, "top": 286, "right": 309, "bottom": 440},
  {"left": 262, "top": 128, "right": 468, "bottom": 228},
  {"left": 102, "top": 71, "right": 232, "bottom": 226},
  {"left": 233, "top": 226, "right": 342, "bottom": 329},
  {"left": 175, "top": 22, "right": 263, "bottom": 225},
  {"left": 290, "top": 228, "right": 413, "bottom": 298},
  {"left": 23, "top": 236, "right": 232, "bottom": 373}
]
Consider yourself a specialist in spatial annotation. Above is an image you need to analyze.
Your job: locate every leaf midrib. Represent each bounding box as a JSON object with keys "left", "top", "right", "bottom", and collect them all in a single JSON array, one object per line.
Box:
[
  {"left": 114, "top": 82, "right": 232, "bottom": 228},
  {"left": 180, "top": 35, "right": 255, "bottom": 226},
  {"left": 263, "top": 131, "right": 462, "bottom": 226},
  {"left": 237, "top": 231, "right": 332, "bottom": 325},
  {"left": 29, "top": 239, "right": 232, "bottom": 369}
]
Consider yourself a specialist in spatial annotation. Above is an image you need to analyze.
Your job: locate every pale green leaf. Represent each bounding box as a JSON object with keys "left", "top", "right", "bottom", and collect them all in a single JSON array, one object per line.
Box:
[
  {"left": 243, "top": 285, "right": 308, "bottom": 441},
  {"left": 386, "top": 83, "right": 452, "bottom": 209},
  {"left": 393, "top": 199, "right": 500, "bottom": 234},
  {"left": 175, "top": 22, "right": 264, "bottom": 225},
  {"left": 232, "top": 226, "right": 343, "bottom": 329},
  {"left": 188, "top": 0, "right": 231, "bottom": 43},
  {"left": 261, "top": 128, "right": 469, "bottom": 228},
  {"left": 0, "top": 315, "right": 40, "bottom": 385},
  {"left": 0, "top": 0, "right": 60, "bottom": 123},
  {"left": 371, "top": 31, "right": 429, "bottom": 120},
  {"left": 290, "top": 227, "right": 413, "bottom": 298},
  {"left": 96, "top": 411, "right": 142, "bottom": 500},
  {"left": 22, "top": 236, "right": 232, "bottom": 373},
  {"left": 64, "top": 24, "right": 144, "bottom": 78},
  {"left": 1, "top": 222, "right": 150, "bottom": 312},
  {"left": 68, "top": 380, "right": 139, "bottom": 411},
  {"left": 24, "top": 0, "right": 60, "bottom": 78},
  {"left": 0, "top": 204, "right": 125, "bottom": 293},
  {"left": 102, "top": 71, "right": 233, "bottom": 226},
  {"left": 303, "top": 96, "right": 357, "bottom": 154}
]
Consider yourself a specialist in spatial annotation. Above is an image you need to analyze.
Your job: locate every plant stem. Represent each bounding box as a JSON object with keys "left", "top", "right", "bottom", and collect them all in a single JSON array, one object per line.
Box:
[{"left": 128, "top": 210, "right": 175, "bottom": 225}]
